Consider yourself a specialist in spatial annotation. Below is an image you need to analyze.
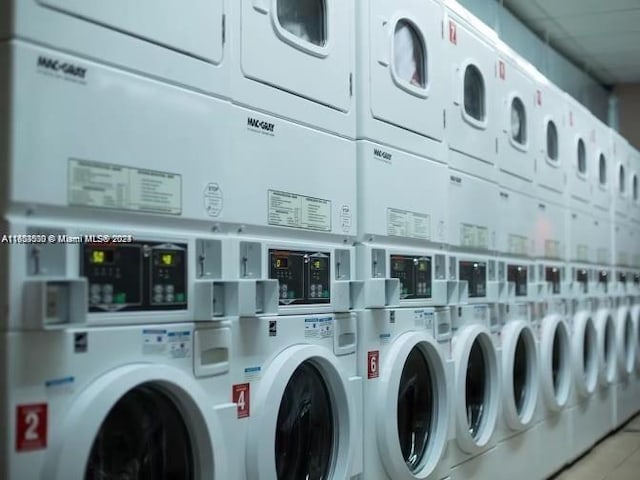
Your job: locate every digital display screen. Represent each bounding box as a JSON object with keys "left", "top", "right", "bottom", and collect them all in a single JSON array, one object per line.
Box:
[
  {"left": 418, "top": 261, "right": 428, "bottom": 272},
  {"left": 90, "top": 249, "right": 114, "bottom": 265},
  {"left": 275, "top": 257, "right": 289, "bottom": 269},
  {"left": 311, "top": 259, "right": 325, "bottom": 271},
  {"left": 392, "top": 259, "right": 405, "bottom": 272},
  {"left": 160, "top": 253, "right": 175, "bottom": 267}
]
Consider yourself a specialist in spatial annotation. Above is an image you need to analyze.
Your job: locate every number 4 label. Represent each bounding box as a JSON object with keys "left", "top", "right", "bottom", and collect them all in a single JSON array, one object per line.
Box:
[
  {"left": 232, "top": 384, "right": 250, "bottom": 419},
  {"left": 16, "top": 404, "right": 47, "bottom": 452},
  {"left": 368, "top": 351, "right": 379, "bottom": 379}
]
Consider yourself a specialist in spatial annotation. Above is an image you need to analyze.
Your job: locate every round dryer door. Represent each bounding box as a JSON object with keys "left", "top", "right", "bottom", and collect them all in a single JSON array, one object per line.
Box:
[
  {"left": 375, "top": 332, "right": 449, "bottom": 480},
  {"left": 617, "top": 306, "right": 636, "bottom": 377},
  {"left": 539, "top": 315, "right": 571, "bottom": 411},
  {"left": 45, "top": 365, "right": 220, "bottom": 480},
  {"left": 501, "top": 320, "right": 538, "bottom": 430},
  {"left": 632, "top": 305, "right": 640, "bottom": 371},
  {"left": 596, "top": 309, "right": 616, "bottom": 386},
  {"left": 246, "top": 344, "right": 353, "bottom": 480},
  {"left": 453, "top": 324, "right": 499, "bottom": 454},
  {"left": 571, "top": 312, "right": 598, "bottom": 398}
]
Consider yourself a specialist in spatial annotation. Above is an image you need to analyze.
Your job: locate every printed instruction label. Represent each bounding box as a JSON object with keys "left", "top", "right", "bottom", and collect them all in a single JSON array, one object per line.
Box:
[
  {"left": 461, "top": 223, "right": 489, "bottom": 250},
  {"left": 509, "top": 234, "right": 529, "bottom": 256},
  {"left": 304, "top": 317, "right": 334, "bottom": 339},
  {"left": 268, "top": 190, "right": 331, "bottom": 232},
  {"left": 618, "top": 252, "right": 629, "bottom": 266},
  {"left": 577, "top": 244, "right": 589, "bottom": 262},
  {"left": 387, "top": 208, "right": 430, "bottom": 240},
  {"left": 544, "top": 240, "right": 561, "bottom": 259},
  {"left": 244, "top": 366, "right": 262, "bottom": 381},
  {"left": 597, "top": 248, "right": 611, "bottom": 264},
  {"left": 142, "top": 329, "right": 168, "bottom": 355},
  {"left": 168, "top": 330, "right": 191, "bottom": 359},
  {"left": 69, "top": 159, "right": 181, "bottom": 215}
]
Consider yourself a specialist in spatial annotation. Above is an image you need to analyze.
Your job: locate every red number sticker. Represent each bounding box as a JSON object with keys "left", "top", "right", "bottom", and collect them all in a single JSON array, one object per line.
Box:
[
  {"left": 449, "top": 21, "right": 457, "bottom": 45},
  {"left": 536, "top": 90, "right": 542, "bottom": 106},
  {"left": 499, "top": 61, "right": 506, "bottom": 80},
  {"left": 232, "top": 384, "right": 250, "bottom": 419},
  {"left": 569, "top": 111, "right": 574, "bottom": 127},
  {"left": 16, "top": 403, "right": 47, "bottom": 452},
  {"left": 368, "top": 351, "right": 379, "bottom": 379}
]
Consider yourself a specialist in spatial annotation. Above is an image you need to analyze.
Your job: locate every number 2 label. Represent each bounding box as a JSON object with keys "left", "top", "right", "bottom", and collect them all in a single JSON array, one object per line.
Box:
[{"left": 16, "top": 404, "right": 47, "bottom": 452}]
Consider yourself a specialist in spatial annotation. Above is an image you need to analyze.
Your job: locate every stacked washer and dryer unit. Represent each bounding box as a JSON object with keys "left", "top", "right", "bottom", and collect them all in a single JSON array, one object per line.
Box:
[
  {"left": 1, "top": 1, "right": 242, "bottom": 479},
  {"left": 3, "top": 1, "right": 640, "bottom": 480}
]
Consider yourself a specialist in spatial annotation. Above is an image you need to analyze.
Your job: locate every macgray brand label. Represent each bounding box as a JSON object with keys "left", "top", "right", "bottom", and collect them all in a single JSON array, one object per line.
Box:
[
  {"left": 37, "top": 55, "right": 88, "bottom": 84},
  {"left": 247, "top": 117, "right": 275, "bottom": 136}
]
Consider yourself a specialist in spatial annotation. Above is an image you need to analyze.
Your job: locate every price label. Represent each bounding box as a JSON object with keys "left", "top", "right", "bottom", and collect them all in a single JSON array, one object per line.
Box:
[
  {"left": 16, "top": 404, "right": 47, "bottom": 452},
  {"left": 449, "top": 21, "right": 457, "bottom": 45}
]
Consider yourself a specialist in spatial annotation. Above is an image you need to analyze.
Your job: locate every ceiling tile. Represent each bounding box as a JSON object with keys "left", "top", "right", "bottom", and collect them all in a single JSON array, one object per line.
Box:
[
  {"left": 535, "top": 0, "right": 640, "bottom": 18},
  {"left": 502, "top": 0, "right": 548, "bottom": 20},
  {"left": 545, "top": 10, "right": 640, "bottom": 38}
]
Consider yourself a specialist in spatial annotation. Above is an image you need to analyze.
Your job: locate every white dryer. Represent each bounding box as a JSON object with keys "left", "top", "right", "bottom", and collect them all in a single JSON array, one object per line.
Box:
[
  {"left": 228, "top": 0, "right": 356, "bottom": 138},
  {"left": 531, "top": 298, "right": 573, "bottom": 479},
  {"left": 443, "top": 0, "right": 499, "bottom": 255},
  {"left": 446, "top": 303, "right": 501, "bottom": 479},
  {"left": 356, "top": 306, "right": 453, "bottom": 480},
  {"left": 2, "top": 0, "right": 229, "bottom": 98},
  {"left": 534, "top": 79, "right": 568, "bottom": 271},
  {"left": 229, "top": 313, "right": 362, "bottom": 480},
  {"left": 592, "top": 118, "right": 614, "bottom": 222},
  {"left": 1, "top": 323, "right": 238, "bottom": 479},
  {"left": 355, "top": 0, "right": 449, "bottom": 302},
  {"left": 491, "top": 300, "right": 540, "bottom": 480},
  {"left": 566, "top": 267, "right": 600, "bottom": 464}
]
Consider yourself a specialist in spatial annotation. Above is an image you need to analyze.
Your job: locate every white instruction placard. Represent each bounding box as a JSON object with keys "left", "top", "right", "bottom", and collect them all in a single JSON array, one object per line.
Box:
[
  {"left": 304, "top": 317, "right": 334, "bottom": 339},
  {"left": 268, "top": 190, "right": 331, "bottom": 232},
  {"left": 69, "top": 159, "right": 181, "bottom": 215},
  {"left": 461, "top": 223, "right": 489, "bottom": 249},
  {"left": 387, "top": 208, "right": 430, "bottom": 240}
]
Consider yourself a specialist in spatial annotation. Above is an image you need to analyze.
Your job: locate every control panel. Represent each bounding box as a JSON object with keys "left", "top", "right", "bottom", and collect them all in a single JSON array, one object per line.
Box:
[
  {"left": 618, "top": 272, "right": 627, "bottom": 284},
  {"left": 508, "top": 264, "right": 528, "bottom": 297},
  {"left": 634, "top": 274, "right": 640, "bottom": 286},
  {"left": 599, "top": 271, "right": 609, "bottom": 293},
  {"left": 576, "top": 269, "right": 589, "bottom": 294},
  {"left": 81, "top": 242, "right": 187, "bottom": 312},
  {"left": 390, "top": 255, "right": 432, "bottom": 300},
  {"left": 269, "top": 250, "right": 330, "bottom": 305},
  {"left": 459, "top": 261, "right": 487, "bottom": 298},
  {"left": 545, "top": 267, "right": 561, "bottom": 295}
]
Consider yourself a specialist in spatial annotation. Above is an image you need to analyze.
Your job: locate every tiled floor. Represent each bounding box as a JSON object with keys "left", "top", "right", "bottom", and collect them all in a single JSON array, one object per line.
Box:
[{"left": 552, "top": 415, "right": 640, "bottom": 480}]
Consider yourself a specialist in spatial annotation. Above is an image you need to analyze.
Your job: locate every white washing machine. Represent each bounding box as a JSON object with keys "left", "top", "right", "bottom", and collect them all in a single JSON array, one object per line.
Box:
[
  {"left": 446, "top": 303, "right": 502, "bottom": 479},
  {"left": 228, "top": 0, "right": 356, "bottom": 138},
  {"left": 2, "top": 0, "right": 229, "bottom": 98},
  {"left": 612, "top": 284, "right": 637, "bottom": 428},
  {"left": 531, "top": 297, "right": 573, "bottom": 479},
  {"left": 590, "top": 270, "right": 617, "bottom": 444},
  {"left": 229, "top": 313, "right": 362, "bottom": 480},
  {"left": 2, "top": 322, "right": 239, "bottom": 479},
  {"left": 356, "top": 306, "right": 453, "bottom": 480},
  {"left": 566, "top": 266, "right": 600, "bottom": 464},
  {"left": 490, "top": 298, "right": 540, "bottom": 480},
  {"left": 443, "top": 0, "right": 499, "bottom": 255}
]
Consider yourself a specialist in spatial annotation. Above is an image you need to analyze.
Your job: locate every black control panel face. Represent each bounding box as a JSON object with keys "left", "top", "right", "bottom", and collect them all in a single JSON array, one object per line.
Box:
[
  {"left": 599, "top": 271, "right": 609, "bottom": 293},
  {"left": 576, "top": 269, "right": 589, "bottom": 294},
  {"left": 634, "top": 274, "right": 640, "bottom": 286},
  {"left": 269, "top": 250, "right": 330, "bottom": 305},
  {"left": 81, "top": 242, "right": 187, "bottom": 312},
  {"left": 459, "top": 261, "right": 487, "bottom": 298},
  {"left": 618, "top": 272, "right": 627, "bottom": 284},
  {"left": 508, "top": 265, "right": 528, "bottom": 297},
  {"left": 390, "top": 255, "right": 432, "bottom": 300},
  {"left": 545, "top": 267, "right": 561, "bottom": 294}
]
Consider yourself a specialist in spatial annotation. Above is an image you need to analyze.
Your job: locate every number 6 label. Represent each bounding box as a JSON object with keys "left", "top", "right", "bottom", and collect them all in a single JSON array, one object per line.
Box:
[
  {"left": 16, "top": 404, "right": 48, "bottom": 452},
  {"left": 368, "top": 351, "right": 379, "bottom": 379}
]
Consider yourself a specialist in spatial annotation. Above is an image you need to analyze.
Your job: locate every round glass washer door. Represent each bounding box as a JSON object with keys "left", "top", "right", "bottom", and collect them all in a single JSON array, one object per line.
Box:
[
  {"left": 86, "top": 384, "right": 193, "bottom": 480},
  {"left": 501, "top": 320, "right": 538, "bottom": 430},
  {"left": 539, "top": 315, "right": 571, "bottom": 412},
  {"left": 245, "top": 344, "right": 353, "bottom": 480},
  {"left": 453, "top": 325, "right": 499, "bottom": 454},
  {"left": 618, "top": 308, "right": 636, "bottom": 376},
  {"left": 596, "top": 310, "right": 616, "bottom": 386},
  {"left": 376, "top": 332, "right": 449, "bottom": 480},
  {"left": 572, "top": 312, "right": 598, "bottom": 398}
]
